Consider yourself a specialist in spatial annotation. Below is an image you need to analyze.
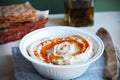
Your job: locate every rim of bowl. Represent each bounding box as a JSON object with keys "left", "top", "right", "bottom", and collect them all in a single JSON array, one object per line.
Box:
[{"left": 19, "top": 26, "right": 104, "bottom": 68}]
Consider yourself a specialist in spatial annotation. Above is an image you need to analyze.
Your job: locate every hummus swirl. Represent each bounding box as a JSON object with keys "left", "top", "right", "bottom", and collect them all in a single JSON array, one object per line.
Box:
[{"left": 27, "top": 35, "right": 95, "bottom": 65}]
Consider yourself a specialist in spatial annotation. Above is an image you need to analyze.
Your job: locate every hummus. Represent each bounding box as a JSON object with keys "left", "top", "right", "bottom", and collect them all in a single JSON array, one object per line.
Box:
[{"left": 27, "top": 35, "right": 95, "bottom": 65}]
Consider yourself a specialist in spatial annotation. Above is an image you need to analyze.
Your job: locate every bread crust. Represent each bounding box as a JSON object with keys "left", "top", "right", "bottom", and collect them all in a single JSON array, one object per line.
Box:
[{"left": 0, "top": 4, "right": 39, "bottom": 29}]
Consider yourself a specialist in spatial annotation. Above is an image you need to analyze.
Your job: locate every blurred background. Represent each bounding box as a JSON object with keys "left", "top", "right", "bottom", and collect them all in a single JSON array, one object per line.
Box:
[{"left": 0, "top": 0, "right": 120, "bottom": 14}]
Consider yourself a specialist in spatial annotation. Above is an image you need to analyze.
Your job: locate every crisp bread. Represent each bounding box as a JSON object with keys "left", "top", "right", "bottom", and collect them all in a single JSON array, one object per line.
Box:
[{"left": 0, "top": 4, "right": 39, "bottom": 25}]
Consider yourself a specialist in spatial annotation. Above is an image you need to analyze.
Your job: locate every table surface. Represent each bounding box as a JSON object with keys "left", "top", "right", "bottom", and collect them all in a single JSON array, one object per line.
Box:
[{"left": 0, "top": 11, "right": 120, "bottom": 80}]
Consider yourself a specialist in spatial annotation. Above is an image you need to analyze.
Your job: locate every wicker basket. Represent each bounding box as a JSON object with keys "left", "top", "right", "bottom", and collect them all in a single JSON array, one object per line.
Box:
[{"left": 0, "top": 19, "right": 48, "bottom": 44}]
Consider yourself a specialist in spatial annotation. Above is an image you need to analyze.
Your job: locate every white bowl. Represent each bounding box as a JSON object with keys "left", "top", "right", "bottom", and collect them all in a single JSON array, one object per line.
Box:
[{"left": 19, "top": 26, "right": 104, "bottom": 80}]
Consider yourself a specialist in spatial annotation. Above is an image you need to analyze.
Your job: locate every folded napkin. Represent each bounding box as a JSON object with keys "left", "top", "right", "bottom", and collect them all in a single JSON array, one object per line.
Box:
[{"left": 12, "top": 47, "right": 120, "bottom": 80}]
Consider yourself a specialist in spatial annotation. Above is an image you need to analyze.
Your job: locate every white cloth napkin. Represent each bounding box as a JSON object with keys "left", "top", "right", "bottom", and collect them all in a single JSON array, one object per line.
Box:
[
  {"left": 12, "top": 47, "right": 120, "bottom": 80},
  {"left": 25, "top": 1, "right": 49, "bottom": 20}
]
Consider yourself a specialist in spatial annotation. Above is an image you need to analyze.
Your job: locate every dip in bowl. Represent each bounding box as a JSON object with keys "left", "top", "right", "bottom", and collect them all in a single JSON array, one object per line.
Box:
[{"left": 19, "top": 26, "right": 104, "bottom": 80}]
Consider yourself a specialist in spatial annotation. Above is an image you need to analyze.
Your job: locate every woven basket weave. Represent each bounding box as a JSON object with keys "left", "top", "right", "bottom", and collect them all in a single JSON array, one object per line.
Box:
[{"left": 0, "top": 19, "right": 48, "bottom": 44}]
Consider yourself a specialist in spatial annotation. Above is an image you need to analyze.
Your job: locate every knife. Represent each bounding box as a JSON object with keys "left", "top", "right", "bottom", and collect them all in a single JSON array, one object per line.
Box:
[{"left": 96, "top": 28, "right": 119, "bottom": 80}]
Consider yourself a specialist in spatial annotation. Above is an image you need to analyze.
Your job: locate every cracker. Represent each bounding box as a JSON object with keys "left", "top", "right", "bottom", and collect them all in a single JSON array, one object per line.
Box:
[{"left": 0, "top": 4, "right": 39, "bottom": 23}]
